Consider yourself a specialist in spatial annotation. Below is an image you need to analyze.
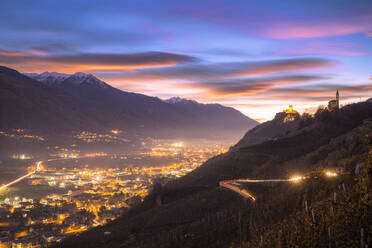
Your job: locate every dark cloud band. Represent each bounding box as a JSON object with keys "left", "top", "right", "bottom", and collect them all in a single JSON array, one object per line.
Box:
[
  {"left": 0, "top": 50, "right": 198, "bottom": 67},
  {"left": 96, "top": 58, "right": 335, "bottom": 81},
  {"left": 196, "top": 75, "right": 330, "bottom": 96}
]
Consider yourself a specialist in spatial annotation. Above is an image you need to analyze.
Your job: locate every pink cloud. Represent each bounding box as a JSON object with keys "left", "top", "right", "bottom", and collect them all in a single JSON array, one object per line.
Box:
[
  {"left": 262, "top": 20, "right": 371, "bottom": 39},
  {"left": 27, "top": 49, "right": 50, "bottom": 56},
  {"left": 281, "top": 41, "right": 365, "bottom": 56}
]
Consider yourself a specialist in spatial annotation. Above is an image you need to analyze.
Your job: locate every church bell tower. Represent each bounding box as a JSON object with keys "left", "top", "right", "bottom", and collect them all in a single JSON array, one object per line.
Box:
[{"left": 336, "top": 90, "right": 339, "bottom": 109}]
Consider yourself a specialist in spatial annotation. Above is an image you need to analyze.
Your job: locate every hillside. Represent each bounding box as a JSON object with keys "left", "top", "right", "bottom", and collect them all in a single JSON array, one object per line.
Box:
[
  {"left": 232, "top": 111, "right": 302, "bottom": 149},
  {"left": 56, "top": 101, "right": 372, "bottom": 248},
  {"left": 169, "top": 101, "right": 372, "bottom": 188},
  {"left": 239, "top": 155, "right": 372, "bottom": 247},
  {"left": 0, "top": 66, "right": 258, "bottom": 140}
]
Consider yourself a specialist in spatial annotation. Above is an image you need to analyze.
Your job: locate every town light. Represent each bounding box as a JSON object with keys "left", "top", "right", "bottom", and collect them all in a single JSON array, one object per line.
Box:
[
  {"left": 290, "top": 176, "right": 303, "bottom": 182},
  {"left": 325, "top": 171, "right": 337, "bottom": 177},
  {"left": 111, "top": 130, "right": 121, "bottom": 135}
]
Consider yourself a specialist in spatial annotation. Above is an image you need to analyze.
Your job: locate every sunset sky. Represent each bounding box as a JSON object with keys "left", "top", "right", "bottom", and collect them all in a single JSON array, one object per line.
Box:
[{"left": 1, "top": 0, "right": 372, "bottom": 121}]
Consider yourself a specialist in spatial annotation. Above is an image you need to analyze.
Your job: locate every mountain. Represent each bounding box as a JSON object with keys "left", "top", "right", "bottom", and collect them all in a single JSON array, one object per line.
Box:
[
  {"left": 163, "top": 97, "right": 258, "bottom": 135},
  {"left": 25, "top": 71, "right": 109, "bottom": 88},
  {"left": 0, "top": 66, "right": 258, "bottom": 139},
  {"left": 24, "top": 71, "right": 70, "bottom": 85},
  {"left": 0, "top": 66, "right": 101, "bottom": 133},
  {"left": 165, "top": 97, "right": 198, "bottom": 104},
  {"left": 56, "top": 101, "right": 372, "bottom": 248}
]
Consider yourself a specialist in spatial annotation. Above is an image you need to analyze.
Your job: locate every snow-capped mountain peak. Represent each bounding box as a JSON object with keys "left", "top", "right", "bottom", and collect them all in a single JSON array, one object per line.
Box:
[
  {"left": 165, "top": 97, "right": 198, "bottom": 104},
  {"left": 40, "top": 71, "right": 69, "bottom": 78},
  {"left": 25, "top": 71, "right": 108, "bottom": 88},
  {"left": 68, "top": 72, "right": 108, "bottom": 87},
  {"left": 25, "top": 71, "right": 70, "bottom": 84},
  {"left": 71, "top": 72, "right": 90, "bottom": 78}
]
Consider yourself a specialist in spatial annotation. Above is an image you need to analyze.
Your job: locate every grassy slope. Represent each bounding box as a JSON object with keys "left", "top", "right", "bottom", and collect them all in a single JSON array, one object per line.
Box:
[{"left": 239, "top": 151, "right": 372, "bottom": 248}]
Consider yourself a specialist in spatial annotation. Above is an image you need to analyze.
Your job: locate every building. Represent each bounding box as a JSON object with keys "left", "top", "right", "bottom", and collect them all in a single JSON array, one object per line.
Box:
[
  {"left": 328, "top": 90, "right": 339, "bottom": 111},
  {"left": 283, "top": 105, "right": 298, "bottom": 115},
  {"left": 282, "top": 105, "right": 299, "bottom": 122}
]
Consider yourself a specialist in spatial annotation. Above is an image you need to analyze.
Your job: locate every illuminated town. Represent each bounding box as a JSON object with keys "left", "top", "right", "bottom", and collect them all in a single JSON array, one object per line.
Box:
[
  {"left": 0, "top": 139, "right": 227, "bottom": 247},
  {"left": 0, "top": 129, "right": 45, "bottom": 142}
]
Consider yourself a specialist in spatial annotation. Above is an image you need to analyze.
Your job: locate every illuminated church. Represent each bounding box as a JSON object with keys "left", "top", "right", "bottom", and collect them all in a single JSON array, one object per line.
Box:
[
  {"left": 283, "top": 105, "right": 298, "bottom": 115},
  {"left": 328, "top": 90, "right": 339, "bottom": 111},
  {"left": 282, "top": 105, "right": 299, "bottom": 122}
]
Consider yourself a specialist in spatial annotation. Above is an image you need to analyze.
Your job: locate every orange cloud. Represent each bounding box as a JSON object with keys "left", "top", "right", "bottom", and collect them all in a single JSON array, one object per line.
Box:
[
  {"left": 67, "top": 62, "right": 179, "bottom": 72},
  {"left": 100, "top": 74, "right": 167, "bottom": 84},
  {"left": 0, "top": 50, "right": 28, "bottom": 57},
  {"left": 0, "top": 50, "right": 197, "bottom": 73}
]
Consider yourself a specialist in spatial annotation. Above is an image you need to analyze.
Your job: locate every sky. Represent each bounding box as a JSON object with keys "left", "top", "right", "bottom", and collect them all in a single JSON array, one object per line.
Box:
[{"left": 1, "top": 0, "right": 372, "bottom": 122}]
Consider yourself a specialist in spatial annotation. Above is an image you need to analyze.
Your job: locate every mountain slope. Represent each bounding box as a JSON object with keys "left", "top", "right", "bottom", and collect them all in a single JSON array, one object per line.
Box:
[
  {"left": 0, "top": 66, "right": 103, "bottom": 132},
  {"left": 165, "top": 97, "right": 258, "bottom": 133},
  {"left": 56, "top": 101, "right": 372, "bottom": 248},
  {"left": 169, "top": 101, "right": 372, "bottom": 188},
  {"left": 240, "top": 152, "right": 372, "bottom": 248},
  {"left": 0, "top": 66, "right": 258, "bottom": 139}
]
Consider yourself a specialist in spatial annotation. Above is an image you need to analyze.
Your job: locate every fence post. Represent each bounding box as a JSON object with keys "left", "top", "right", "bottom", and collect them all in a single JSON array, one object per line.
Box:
[
  {"left": 328, "top": 227, "right": 331, "bottom": 248},
  {"left": 260, "top": 235, "right": 263, "bottom": 247},
  {"left": 311, "top": 208, "right": 316, "bottom": 223}
]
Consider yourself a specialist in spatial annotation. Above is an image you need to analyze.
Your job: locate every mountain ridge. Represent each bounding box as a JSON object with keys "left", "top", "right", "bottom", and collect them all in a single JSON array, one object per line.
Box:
[{"left": 0, "top": 66, "right": 258, "bottom": 140}]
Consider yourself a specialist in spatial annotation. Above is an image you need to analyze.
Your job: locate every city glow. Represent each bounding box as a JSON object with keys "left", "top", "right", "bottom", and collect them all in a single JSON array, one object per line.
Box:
[
  {"left": 0, "top": 140, "right": 227, "bottom": 246},
  {"left": 171, "top": 142, "right": 184, "bottom": 148}
]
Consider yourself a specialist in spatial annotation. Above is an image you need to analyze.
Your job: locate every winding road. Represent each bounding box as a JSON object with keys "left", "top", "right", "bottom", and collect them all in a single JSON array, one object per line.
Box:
[{"left": 219, "top": 176, "right": 306, "bottom": 202}]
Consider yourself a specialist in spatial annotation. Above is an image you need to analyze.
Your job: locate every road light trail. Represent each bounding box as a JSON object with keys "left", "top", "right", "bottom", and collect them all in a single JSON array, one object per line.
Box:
[
  {"left": 0, "top": 155, "right": 104, "bottom": 193},
  {"left": 219, "top": 176, "right": 309, "bottom": 202},
  {"left": 0, "top": 154, "right": 116, "bottom": 193},
  {"left": 219, "top": 180, "right": 256, "bottom": 202},
  {"left": 0, "top": 154, "right": 114, "bottom": 193},
  {"left": 0, "top": 161, "right": 43, "bottom": 192}
]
